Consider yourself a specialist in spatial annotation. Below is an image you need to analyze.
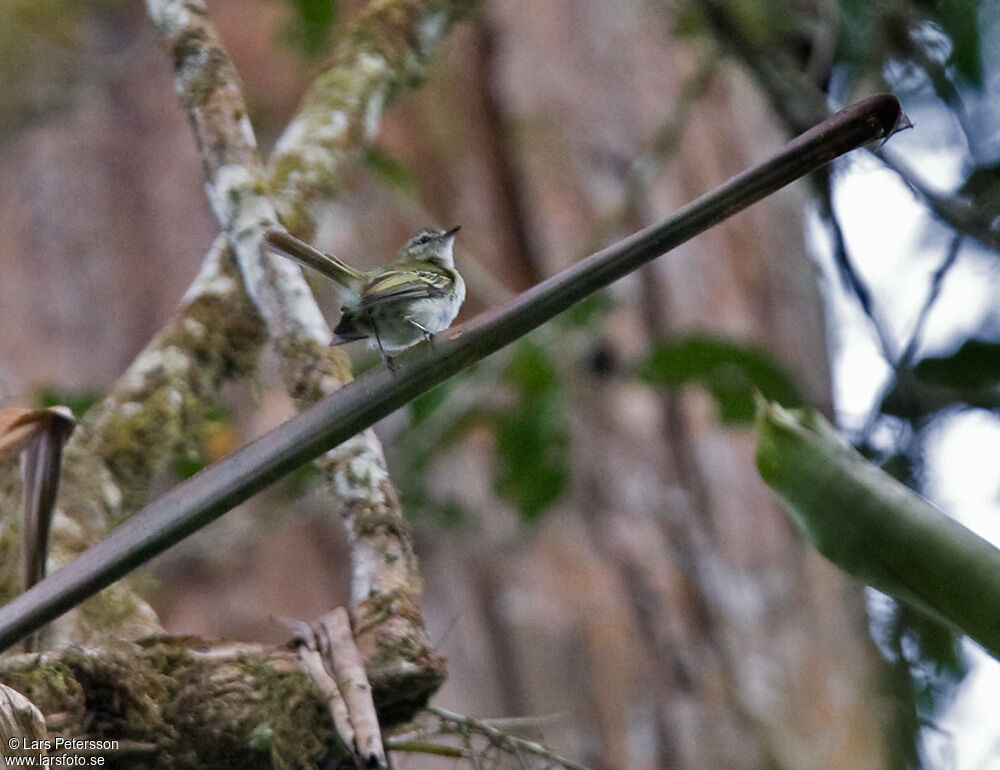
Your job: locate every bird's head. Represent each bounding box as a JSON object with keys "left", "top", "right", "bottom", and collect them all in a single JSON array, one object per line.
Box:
[{"left": 398, "top": 226, "right": 460, "bottom": 267}]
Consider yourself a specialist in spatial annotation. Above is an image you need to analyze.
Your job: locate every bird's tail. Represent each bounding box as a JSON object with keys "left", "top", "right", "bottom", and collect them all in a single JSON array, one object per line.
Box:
[{"left": 264, "top": 230, "right": 364, "bottom": 297}]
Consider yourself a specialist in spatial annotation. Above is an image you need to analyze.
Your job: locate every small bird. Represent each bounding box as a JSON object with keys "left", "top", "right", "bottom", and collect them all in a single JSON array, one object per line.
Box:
[{"left": 264, "top": 227, "right": 465, "bottom": 368}]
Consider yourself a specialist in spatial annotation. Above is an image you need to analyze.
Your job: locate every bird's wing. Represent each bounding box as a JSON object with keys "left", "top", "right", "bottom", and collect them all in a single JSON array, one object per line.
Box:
[
  {"left": 331, "top": 312, "right": 369, "bottom": 344},
  {"left": 359, "top": 269, "right": 452, "bottom": 309}
]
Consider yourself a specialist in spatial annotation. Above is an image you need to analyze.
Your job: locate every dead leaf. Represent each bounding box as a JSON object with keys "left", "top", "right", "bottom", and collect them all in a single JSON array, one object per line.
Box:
[{"left": 0, "top": 407, "right": 76, "bottom": 462}]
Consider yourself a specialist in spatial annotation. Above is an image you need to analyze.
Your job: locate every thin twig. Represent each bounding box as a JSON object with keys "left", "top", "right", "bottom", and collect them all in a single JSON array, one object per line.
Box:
[
  {"left": 588, "top": 59, "right": 719, "bottom": 248},
  {"left": 875, "top": 148, "right": 1000, "bottom": 252},
  {"left": 385, "top": 739, "right": 469, "bottom": 759},
  {"left": 699, "top": 0, "right": 1000, "bottom": 259},
  {"left": 314, "top": 608, "right": 388, "bottom": 770},
  {"left": 894, "top": 234, "right": 963, "bottom": 371},
  {"left": 427, "top": 707, "right": 592, "bottom": 770},
  {"left": 285, "top": 619, "right": 355, "bottom": 759},
  {"left": 820, "top": 183, "right": 899, "bottom": 364},
  {"left": 855, "top": 234, "right": 964, "bottom": 445}
]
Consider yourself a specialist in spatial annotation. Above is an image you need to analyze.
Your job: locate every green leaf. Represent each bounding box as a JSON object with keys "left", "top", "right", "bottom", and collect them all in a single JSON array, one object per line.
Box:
[
  {"left": 558, "top": 291, "right": 613, "bottom": 329},
  {"left": 672, "top": 2, "right": 707, "bottom": 37},
  {"left": 398, "top": 483, "right": 468, "bottom": 528},
  {"left": 409, "top": 379, "right": 454, "bottom": 425},
  {"left": 889, "top": 603, "right": 969, "bottom": 716},
  {"left": 636, "top": 333, "right": 804, "bottom": 423},
  {"left": 924, "top": 0, "right": 983, "bottom": 85},
  {"left": 755, "top": 399, "right": 1000, "bottom": 661},
  {"left": 504, "top": 339, "right": 558, "bottom": 396},
  {"left": 278, "top": 0, "right": 339, "bottom": 59},
  {"left": 494, "top": 390, "right": 568, "bottom": 522},
  {"left": 957, "top": 163, "right": 1000, "bottom": 204},
  {"left": 871, "top": 469, "right": 970, "bottom": 706},
  {"left": 838, "top": 0, "right": 983, "bottom": 86},
  {"left": 397, "top": 347, "right": 572, "bottom": 526},
  {"left": 912, "top": 338, "right": 1000, "bottom": 389},
  {"left": 279, "top": 461, "right": 321, "bottom": 498},
  {"left": 836, "top": 0, "right": 882, "bottom": 73},
  {"left": 880, "top": 338, "right": 1000, "bottom": 419},
  {"left": 493, "top": 342, "right": 569, "bottom": 522},
  {"left": 171, "top": 449, "right": 206, "bottom": 481},
  {"left": 361, "top": 147, "right": 419, "bottom": 196},
  {"left": 35, "top": 386, "right": 102, "bottom": 418}
]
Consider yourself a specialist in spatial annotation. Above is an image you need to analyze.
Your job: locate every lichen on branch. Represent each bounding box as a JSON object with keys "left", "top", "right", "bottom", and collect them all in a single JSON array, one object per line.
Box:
[
  {"left": 1, "top": 0, "right": 474, "bottom": 731},
  {"left": 268, "top": 0, "right": 482, "bottom": 233}
]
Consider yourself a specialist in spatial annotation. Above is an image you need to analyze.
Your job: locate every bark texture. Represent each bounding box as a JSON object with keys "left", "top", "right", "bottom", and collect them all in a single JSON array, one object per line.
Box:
[
  {"left": 0, "top": 0, "right": 478, "bottom": 761},
  {"left": 0, "top": 639, "right": 433, "bottom": 769}
]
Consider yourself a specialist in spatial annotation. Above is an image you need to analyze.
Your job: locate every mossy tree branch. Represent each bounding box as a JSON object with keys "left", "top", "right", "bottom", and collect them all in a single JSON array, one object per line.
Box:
[
  {"left": 0, "top": 638, "right": 428, "bottom": 770},
  {"left": 268, "top": 0, "right": 482, "bottom": 234},
  {"left": 0, "top": 643, "right": 593, "bottom": 769},
  {"left": 1, "top": 0, "right": 477, "bottom": 660},
  {"left": 0, "top": 0, "right": 482, "bottom": 762},
  {"left": 145, "top": 0, "right": 485, "bottom": 704}
]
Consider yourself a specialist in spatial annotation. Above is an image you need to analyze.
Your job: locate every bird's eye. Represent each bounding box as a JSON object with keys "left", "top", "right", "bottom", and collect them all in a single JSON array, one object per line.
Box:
[{"left": 417, "top": 235, "right": 431, "bottom": 245}]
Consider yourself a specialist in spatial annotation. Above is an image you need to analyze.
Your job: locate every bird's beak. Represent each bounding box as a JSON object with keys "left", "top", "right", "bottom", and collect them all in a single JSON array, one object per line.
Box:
[{"left": 443, "top": 225, "right": 461, "bottom": 238}]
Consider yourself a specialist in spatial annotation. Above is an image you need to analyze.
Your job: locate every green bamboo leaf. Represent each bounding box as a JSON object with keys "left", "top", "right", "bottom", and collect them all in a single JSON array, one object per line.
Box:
[{"left": 755, "top": 399, "right": 1000, "bottom": 660}]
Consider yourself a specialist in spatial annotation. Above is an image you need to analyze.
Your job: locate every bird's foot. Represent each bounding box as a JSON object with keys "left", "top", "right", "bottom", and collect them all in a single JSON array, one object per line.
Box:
[{"left": 408, "top": 320, "right": 435, "bottom": 345}]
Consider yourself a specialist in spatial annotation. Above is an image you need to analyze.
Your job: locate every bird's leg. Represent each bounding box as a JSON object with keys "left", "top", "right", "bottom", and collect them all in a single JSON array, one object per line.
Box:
[
  {"left": 366, "top": 309, "right": 396, "bottom": 371},
  {"left": 408, "top": 320, "right": 435, "bottom": 344}
]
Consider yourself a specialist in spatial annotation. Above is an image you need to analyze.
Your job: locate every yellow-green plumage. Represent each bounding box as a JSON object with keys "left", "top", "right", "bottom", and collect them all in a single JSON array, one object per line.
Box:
[{"left": 264, "top": 227, "right": 465, "bottom": 361}]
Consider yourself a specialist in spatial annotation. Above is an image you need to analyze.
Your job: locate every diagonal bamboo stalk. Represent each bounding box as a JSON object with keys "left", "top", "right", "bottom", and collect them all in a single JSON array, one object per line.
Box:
[{"left": 0, "top": 94, "right": 905, "bottom": 652}]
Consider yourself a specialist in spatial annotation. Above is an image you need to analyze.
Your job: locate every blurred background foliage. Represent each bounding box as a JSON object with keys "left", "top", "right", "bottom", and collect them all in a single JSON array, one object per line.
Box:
[
  {"left": 365, "top": 0, "right": 1000, "bottom": 764},
  {"left": 271, "top": 0, "right": 340, "bottom": 58},
  {"left": 1, "top": 0, "right": 1000, "bottom": 768},
  {"left": 681, "top": 2, "right": 1000, "bottom": 766}
]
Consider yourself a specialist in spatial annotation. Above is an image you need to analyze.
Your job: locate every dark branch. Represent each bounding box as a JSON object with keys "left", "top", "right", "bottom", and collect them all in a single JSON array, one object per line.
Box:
[{"left": 0, "top": 95, "right": 905, "bottom": 652}]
